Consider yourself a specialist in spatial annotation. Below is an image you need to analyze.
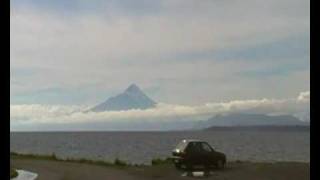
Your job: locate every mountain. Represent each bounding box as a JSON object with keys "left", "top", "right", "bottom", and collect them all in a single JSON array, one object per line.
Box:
[
  {"left": 204, "top": 125, "right": 310, "bottom": 131},
  {"left": 195, "top": 113, "right": 309, "bottom": 129},
  {"left": 91, "top": 84, "right": 156, "bottom": 112}
]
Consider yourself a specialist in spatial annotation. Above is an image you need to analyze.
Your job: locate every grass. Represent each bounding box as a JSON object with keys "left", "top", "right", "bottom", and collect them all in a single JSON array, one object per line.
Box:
[
  {"left": 10, "top": 152, "right": 130, "bottom": 168},
  {"left": 10, "top": 168, "right": 18, "bottom": 179},
  {"left": 151, "top": 157, "right": 172, "bottom": 166},
  {"left": 114, "top": 158, "right": 128, "bottom": 167},
  {"left": 14, "top": 152, "right": 302, "bottom": 167},
  {"left": 11, "top": 152, "right": 173, "bottom": 168}
]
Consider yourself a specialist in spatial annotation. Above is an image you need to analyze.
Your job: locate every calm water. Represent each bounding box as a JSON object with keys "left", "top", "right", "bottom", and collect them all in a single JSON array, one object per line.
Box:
[{"left": 10, "top": 131, "right": 310, "bottom": 164}]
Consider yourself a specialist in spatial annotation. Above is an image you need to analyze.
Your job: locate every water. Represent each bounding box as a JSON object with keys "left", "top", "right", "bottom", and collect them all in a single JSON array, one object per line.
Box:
[{"left": 10, "top": 131, "right": 310, "bottom": 164}]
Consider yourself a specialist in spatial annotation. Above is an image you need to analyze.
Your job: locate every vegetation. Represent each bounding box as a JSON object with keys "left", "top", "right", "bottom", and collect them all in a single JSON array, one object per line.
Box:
[
  {"left": 11, "top": 152, "right": 128, "bottom": 168},
  {"left": 10, "top": 168, "right": 18, "bottom": 179},
  {"left": 151, "top": 157, "right": 172, "bottom": 166},
  {"left": 11, "top": 152, "right": 175, "bottom": 168},
  {"left": 114, "top": 158, "right": 128, "bottom": 166},
  {"left": 11, "top": 152, "right": 59, "bottom": 161}
]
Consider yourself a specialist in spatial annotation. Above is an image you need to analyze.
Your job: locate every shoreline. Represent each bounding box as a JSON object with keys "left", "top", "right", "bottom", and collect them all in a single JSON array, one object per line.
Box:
[
  {"left": 10, "top": 151, "right": 309, "bottom": 166},
  {"left": 10, "top": 151, "right": 310, "bottom": 165}
]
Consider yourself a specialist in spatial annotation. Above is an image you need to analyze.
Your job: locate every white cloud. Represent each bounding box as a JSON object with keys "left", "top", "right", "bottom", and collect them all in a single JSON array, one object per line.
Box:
[
  {"left": 10, "top": 91, "right": 310, "bottom": 129},
  {"left": 298, "top": 91, "right": 310, "bottom": 102}
]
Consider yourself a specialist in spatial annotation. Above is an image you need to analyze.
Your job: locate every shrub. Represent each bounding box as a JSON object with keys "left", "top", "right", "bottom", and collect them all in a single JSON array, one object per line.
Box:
[
  {"left": 151, "top": 158, "right": 172, "bottom": 166},
  {"left": 114, "top": 158, "right": 127, "bottom": 166},
  {"left": 50, "top": 153, "right": 58, "bottom": 160},
  {"left": 10, "top": 168, "right": 18, "bottom": 178}
]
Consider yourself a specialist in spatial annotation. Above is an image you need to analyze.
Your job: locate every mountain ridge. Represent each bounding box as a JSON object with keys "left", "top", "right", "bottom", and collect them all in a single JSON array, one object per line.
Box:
[
  {"left": 194, "top": 113, "right": 308, "bottom": 129},
  {"left": 204, "top": 125, "right": 310, "bottom": 131}
]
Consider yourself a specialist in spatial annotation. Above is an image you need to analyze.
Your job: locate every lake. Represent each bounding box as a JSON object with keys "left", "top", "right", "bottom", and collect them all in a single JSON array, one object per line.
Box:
[{"left": 10, "top": 130, "right": 310, "bottom": 164}]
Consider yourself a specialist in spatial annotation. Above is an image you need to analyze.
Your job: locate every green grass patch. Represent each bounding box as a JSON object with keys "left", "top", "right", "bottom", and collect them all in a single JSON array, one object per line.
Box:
[
  {"left": 114, "top": 158, "right": 128, "bottom": 166},
  {"left": 11, "top": 152, "right": 129, "bottom": 168},
  {"left": 10, "top": 168, "right": 18, "bottom": 179},
  {"left": 151, "top": 157, "right": 172, "bottom": 166},
  {"left": 11, "top": 152, "right": 59, "bottom": 161},
  {"left": 11, "top": 152, "right": 174, "bottom": 168}
]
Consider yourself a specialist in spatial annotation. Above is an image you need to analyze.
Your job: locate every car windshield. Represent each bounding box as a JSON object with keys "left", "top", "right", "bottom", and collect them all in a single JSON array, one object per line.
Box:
[
  {"left": 175, "top": 140, "right": 188, "bottom": 151},
  {"left": 201, "top": 142, "right": 213, "bottom": 152}
]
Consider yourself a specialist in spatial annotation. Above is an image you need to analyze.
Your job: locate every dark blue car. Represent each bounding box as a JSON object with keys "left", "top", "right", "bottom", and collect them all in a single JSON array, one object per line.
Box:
[{"left": 172, "top": 139, "right": 226, "bottom": 170}]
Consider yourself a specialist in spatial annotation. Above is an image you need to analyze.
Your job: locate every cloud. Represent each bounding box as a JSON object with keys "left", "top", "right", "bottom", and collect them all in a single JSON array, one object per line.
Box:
[
  {"left": 298, "top": 91, "right": 310, "bottom": 102},
  {"left": 10, "top": 0, "right": 309, "bottom": 105},
  {"left": 10, "top": 91, "right": 310, "bottom": 130},
  {"left": 11, "top": 0, "right": 309, "bottom": 64}
]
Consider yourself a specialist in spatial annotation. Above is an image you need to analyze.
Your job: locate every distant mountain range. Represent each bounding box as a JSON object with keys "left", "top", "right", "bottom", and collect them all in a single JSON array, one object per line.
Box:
[
  {"left": 195, "top": 113, "right": 309, "bottom": 129},
  {"left": 204, "top": 125, "right": 310, "bottom": 131},
  {"left": 91, "top": 84, "right": 156, "bottom": 112},
  {"left": 88, "top": 84, "right": 308, "bottom": 130}
]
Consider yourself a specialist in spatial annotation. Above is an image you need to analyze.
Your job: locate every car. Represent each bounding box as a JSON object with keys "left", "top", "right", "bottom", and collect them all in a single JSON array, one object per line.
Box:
[{"left": 171, "top": 139, "right": 226, "bottom": 171}]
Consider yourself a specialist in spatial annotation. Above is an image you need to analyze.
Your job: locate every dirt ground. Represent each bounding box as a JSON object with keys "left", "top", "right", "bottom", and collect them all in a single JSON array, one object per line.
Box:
[{"left": 11, "top": 157, "right": 310, "bottom": 180}]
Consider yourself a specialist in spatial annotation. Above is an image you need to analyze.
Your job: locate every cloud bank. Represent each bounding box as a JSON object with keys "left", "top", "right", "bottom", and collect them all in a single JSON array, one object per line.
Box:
[{"left": 11, "top": 91, "right": 309, "bottom": 131}]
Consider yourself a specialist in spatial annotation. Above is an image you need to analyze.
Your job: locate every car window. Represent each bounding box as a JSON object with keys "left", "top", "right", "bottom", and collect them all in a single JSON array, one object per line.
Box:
[
  {"left": 186, "top": 142, "right": 201, "bottom": 153},
  {"left": 201, "top": 142, "right": 213, "bottom": 152},
  {"left": 194, "top": 142, "right": 202, "bottom": 152},
  {"left": 175, "top": 141, "right": 188, "bottom": 151}
]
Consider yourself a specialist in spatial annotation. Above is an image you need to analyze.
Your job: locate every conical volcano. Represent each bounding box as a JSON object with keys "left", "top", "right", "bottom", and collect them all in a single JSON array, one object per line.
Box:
[{"left": 91, "top": 84, "right": 156, "bottom": 112}]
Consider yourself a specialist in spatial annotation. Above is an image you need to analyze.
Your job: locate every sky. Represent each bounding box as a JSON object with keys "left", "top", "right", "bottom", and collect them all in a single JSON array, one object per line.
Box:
[{"left": 10, "top": 0, "right": 310, "bottom": 131}]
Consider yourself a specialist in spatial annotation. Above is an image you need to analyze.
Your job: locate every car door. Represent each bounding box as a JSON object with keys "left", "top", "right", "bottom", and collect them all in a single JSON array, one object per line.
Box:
[
  {"left": 200, "top": 142, "right": 215, "bottom": 165},
  {"left": 185, "top": 142, "right": 202, "bottom": 165}
]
